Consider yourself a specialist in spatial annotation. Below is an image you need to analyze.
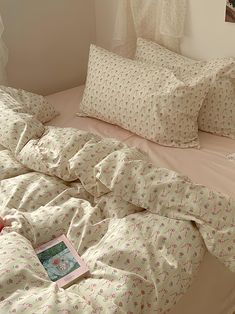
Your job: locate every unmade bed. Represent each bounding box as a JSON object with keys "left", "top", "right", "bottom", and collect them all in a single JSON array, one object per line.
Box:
[
  {"left": 46, "top": 85, "right": 235, "bottom": 314},
  {"left": 0, "top": 84, "right": 234, "bottom": 314}
]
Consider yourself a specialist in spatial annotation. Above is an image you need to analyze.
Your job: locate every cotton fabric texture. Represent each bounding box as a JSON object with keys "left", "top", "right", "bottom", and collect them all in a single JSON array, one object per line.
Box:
[
  {"left": 0, "top": 85, "right": 58, "bottom": 123},
  {"left": 0, "top": 97, "right": 234, "bottom": 313},
  {"left": 112, "top": 0, "right": 187, "bottom": 56},
  {"left": 135, "top": 38, "right": 235, "bottom": 139},
  {"left": 79, "top": 45, "right": 215, "bottom": 148},
  {"left": 0, "top": 15, "right": 7, "bottom": 84}
]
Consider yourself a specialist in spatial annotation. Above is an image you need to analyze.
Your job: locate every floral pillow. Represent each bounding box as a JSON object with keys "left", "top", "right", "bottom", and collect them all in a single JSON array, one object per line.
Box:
[
  {"left": 135, "top": 38, "right": 235, "bottom": 139},
  {"left": 79, "top": 45, "right": 214, "bottom": 148},
  {"left": 0, "top": 86, "right": 58, "bottom": 123}
]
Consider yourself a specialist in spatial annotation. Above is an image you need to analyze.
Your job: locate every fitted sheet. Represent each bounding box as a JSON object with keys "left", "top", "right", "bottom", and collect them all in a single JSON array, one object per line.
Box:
[{"left": 46, "top": 86, "right": 235, "bottom": 314}]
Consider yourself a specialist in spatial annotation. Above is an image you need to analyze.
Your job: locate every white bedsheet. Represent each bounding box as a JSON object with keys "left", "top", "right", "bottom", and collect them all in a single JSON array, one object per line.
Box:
[{"left": 46, "top": 85, "right": 235, "bottom": 314}]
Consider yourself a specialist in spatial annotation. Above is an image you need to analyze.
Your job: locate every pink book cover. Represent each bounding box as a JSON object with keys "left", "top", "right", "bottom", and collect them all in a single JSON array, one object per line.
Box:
[{"left": 35, "top": 234, "right": 89, "bottom": 288}]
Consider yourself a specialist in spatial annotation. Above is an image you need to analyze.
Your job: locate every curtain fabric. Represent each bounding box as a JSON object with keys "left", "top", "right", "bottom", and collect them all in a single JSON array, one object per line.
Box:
[
  {"left": 0, "top": 15, "right": 7, "bottom": 84},
  {"left": 112, "top": 0, "right": 187, "bottom": 57}
]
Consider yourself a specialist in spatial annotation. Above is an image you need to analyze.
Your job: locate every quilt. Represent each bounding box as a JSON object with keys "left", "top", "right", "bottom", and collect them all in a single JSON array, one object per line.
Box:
[{"left": 0, "top": 93, "right": 234, "bottom": 314}]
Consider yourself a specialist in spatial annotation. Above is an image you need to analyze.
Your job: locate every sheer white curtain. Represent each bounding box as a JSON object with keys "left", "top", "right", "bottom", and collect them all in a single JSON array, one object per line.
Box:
[
  {"left": 0, "top": 15, "right": 7, "bottom": 84},
  {"left": 112, "top": 0, "right": 187, "bottom": 57}
]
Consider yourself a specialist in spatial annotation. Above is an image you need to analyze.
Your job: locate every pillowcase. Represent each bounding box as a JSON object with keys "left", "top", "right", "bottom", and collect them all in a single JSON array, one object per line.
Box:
[
  {"left": 135, "top": 37, "right": 235, "bottom": 139},
  {"left": 79, "top": 45, "right": 213, "bottom": 148},
  {"left": 0, "top": 86, "right": 58, "bottom": 123}
]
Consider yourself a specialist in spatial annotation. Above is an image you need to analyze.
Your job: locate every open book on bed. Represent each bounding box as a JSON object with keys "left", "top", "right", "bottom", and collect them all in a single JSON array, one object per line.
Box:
[{"left": 35, "top": 235, "right": 89, "bottom": 288}]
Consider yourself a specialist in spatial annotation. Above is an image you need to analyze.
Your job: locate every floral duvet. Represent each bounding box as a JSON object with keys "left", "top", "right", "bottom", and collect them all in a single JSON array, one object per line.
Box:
[{"left": 0, "top": 94, "right": 234, "bottom": 314}]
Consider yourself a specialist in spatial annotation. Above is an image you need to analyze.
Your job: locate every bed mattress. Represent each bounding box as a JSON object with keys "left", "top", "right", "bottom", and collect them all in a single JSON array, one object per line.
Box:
[{"left": 46, "top": 86, "right": 235, "bottom": 314}]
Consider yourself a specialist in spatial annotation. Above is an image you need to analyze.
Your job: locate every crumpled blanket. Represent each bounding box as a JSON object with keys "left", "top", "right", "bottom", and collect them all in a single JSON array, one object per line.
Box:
[{"left": 0, "top": 95, "right": 234, "bottom": 314}]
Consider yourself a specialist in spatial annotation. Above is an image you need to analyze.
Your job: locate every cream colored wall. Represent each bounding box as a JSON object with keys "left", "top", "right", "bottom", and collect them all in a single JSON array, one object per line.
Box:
[
  {"left": 95, "top": 0, "right": 118, "bottom": 50},
  {"left": 0, "top": 0, "right": 96, "bottom": 95},
  {"left": 182, "top": 0, "right": 235, "bottom": 59},
  {"left": 2, "top": 0, "right": 234, "bottom": 95},
  {"left": 95, "top": 0, "right": 235, "bottom": 60}
]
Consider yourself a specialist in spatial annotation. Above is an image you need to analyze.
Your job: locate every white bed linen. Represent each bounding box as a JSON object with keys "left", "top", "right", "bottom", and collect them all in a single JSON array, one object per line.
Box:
[{"left": 46, "top": 85, "right": 235, "bottom": 314}]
